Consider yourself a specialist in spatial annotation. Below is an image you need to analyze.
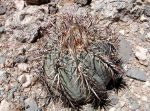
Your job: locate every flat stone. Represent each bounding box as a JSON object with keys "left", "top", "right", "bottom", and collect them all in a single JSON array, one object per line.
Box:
[
  {"left": 0, "top": 4, "right": 6, "bottom": 15},
  {"left": 118, "top": 37, "right": 133, "bottom": 63},
  {"left": 25, "top": 98, "right": 38, "bottom": 111},
  {"left": 126, "top": 68, "right": 147, "bottom": 82}
]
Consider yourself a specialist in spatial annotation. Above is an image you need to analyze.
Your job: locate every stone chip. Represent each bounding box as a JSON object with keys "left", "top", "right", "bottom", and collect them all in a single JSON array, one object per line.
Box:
[{"left": 126, "top": 68, "right": 147, "bottom": 82}]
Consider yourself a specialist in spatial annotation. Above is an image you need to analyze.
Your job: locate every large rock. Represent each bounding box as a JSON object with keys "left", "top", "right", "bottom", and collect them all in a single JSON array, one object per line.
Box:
[
  {"left": 91, "top": 0, "right": 144, "bottom": 18},
  {"left": 14, "top": 23, "right": 41, "bottom": 43},
  {"left": 5, "top": 6, "right": 48, "bottom": 43},
  {"left": 91, "top": 0, "right": 127, "bottom": 17}
]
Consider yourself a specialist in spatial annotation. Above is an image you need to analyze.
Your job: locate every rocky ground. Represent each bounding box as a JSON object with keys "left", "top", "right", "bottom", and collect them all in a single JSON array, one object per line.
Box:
[{"left": 0, "top": 0, "right": 150, "bottom": 111}]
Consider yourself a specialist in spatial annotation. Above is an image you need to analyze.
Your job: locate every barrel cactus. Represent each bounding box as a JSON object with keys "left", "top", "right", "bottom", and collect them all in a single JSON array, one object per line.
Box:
[{"left": 44, "top": 17, "right": 126, "bottom": 109}]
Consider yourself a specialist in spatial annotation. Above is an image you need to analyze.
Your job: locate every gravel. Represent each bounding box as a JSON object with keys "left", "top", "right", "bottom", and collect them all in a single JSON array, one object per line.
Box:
[{"left": 0, "top": 0, "right": 150, "bottom": 111}]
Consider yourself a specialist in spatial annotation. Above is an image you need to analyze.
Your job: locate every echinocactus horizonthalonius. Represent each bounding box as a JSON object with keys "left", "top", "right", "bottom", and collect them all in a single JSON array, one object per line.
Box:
[{"left": 44, "top": 15, "right": 126, "bottom": 110}]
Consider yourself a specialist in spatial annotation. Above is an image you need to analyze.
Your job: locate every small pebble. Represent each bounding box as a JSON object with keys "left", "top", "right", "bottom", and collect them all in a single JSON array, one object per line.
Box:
[
  {"left": 18, "top": 75, "right": 27, "bottom": 84},
  {"left": 109, "top": 107, "right": 116, "bottom": 111},
  {"left": 0, "top": 26, "right": 5, "bottom": 34},
  {"left": 140, "top": 15, "right": 147, "bottom": 21},
  {"left": 18, "top": 46, "right": 26, "bottom": 55},
  {"left": 141, "top": 96, "right": 148, "bottom": 101},
  {"left": 120, "top": 101, "right": 125, "bottom": 107},
  {"left": 14, "top": 55, "right": 27, "bottom": 63},
  {"left": 18, "top": 63, "right": 30, "bottom": 72},
  {"left": 146, "top": 32, "right": 150, "bottom": 42},
  {"left": 4, "top": 59, "right": 14, "bottom": 68},
  {"left": 135, "top": 46, "right": 148, "bottom": 66},
  {"left": 48, "top": 3, "right": 58, "bottom": 14},
  {"left": 135, "top": 46, "right": 148, "bottom": 61},
  {"left": 22, "top": 75, "right": 32, "bottom": 88},
  {"left": 14, "top": 0, "right": 25, "bottom": 10},
  {"left": 119, "top": 30, "right": 125, "bottom": 35},
  {"left": 145, "top": 81, "right": 150, "bottom": 87}
]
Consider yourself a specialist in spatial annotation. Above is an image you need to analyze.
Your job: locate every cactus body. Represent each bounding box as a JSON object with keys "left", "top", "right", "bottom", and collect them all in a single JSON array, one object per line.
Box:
[{"left": 44, "top": 21, "right": 126, "bottom": 109}]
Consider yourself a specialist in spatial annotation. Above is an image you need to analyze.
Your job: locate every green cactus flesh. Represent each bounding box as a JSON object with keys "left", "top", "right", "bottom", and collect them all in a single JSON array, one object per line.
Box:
[{"left": 44, "top": 23, "right": 126, "bottom": 109}]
